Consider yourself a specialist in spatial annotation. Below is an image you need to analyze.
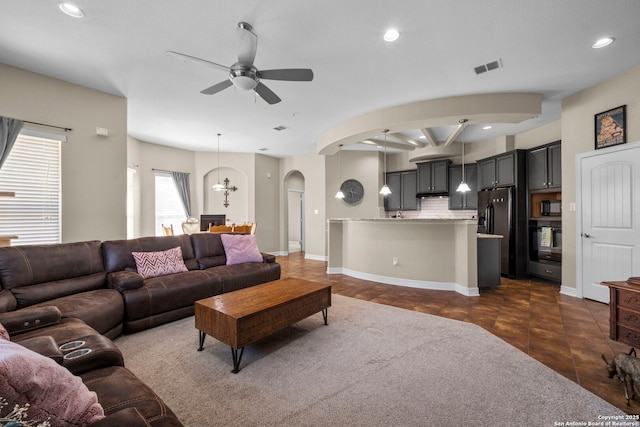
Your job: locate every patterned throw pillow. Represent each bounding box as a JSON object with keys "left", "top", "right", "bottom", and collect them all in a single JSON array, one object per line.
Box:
[
  {"left": 220, "top": 234, "right": 263, "bottom": 265},
  {"left": 132, "top": 246, "right": 189, "bottom": 279}
]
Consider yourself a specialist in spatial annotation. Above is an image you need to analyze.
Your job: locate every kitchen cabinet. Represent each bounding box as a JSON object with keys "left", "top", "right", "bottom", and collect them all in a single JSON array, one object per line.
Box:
[
  {"left": 384, "top": 170, "right": 418, "bottom": 211},
  {"left": 527, "top": 141, "right": 561, "bottom": 190},
  {"left": 448, "top": 164, "right": 478, "bottom": 210},
  {"left": 478, "top": 152, "right": 519, "bottom": 190},
  {"left": 417, "top": 160, "right": 450, "bottom": 195}
]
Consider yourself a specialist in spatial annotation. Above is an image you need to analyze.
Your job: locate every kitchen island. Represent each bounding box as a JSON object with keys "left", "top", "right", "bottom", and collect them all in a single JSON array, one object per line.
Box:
[{"left": 327, "top": 218, "right": 481, "bottom": 296}]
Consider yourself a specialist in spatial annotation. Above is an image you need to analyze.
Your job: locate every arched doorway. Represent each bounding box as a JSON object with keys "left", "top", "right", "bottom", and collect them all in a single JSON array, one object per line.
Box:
[{"left": 285, "top": 171, "right": 305, "bottom": 253}]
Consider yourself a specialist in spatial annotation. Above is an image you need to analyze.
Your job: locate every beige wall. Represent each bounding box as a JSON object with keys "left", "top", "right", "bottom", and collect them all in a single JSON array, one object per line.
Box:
[
  {"left": 326, "top": 150, "right": 382, "bottom": 220},
  {"left": 127, "top": 137, "right": 197, "bottom": 237},
  {"left": 0, "top": 63, "right": 127, "bottom": 242},
  {"left": 561, "top": 64, "right": 640, "bottom": 291},
  {"left": 280, "top": 153, "right": 326, "bottom": 259},
  {"left": 254, "top": 154, "right": 280, "bottom": 253}
]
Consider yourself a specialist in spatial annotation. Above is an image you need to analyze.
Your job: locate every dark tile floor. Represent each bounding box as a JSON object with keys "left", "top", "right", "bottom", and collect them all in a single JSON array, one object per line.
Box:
[{"left": 277, "top": 252, "right": 638, "bottom": 413}]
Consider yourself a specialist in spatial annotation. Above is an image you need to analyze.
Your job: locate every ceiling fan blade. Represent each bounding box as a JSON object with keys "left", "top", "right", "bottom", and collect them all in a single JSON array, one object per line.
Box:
[
  {"left": 254, "top": 82, "right": 281, "bottom": 104},
  {"left": 236, "top": 22, "right": 258, "bottom": 66},
  {"left": 166, "top": 50, "right": 229, "bottom": 73},
  {"left": 257, "top": 68, "right": 314, "bottom": 81},
  {"left": 200, "top": 79, "right": 233, "bottom": 95}
]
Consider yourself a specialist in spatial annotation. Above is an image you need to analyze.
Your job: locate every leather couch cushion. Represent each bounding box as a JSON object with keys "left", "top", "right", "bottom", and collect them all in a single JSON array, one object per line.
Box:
[
  {"left": 0, "top": 241, "right": 104, "bottom": 289},
  {"left": 11, "top": 272, "right": 107, "bottom": 309},
  {"left": 190, "top": 232, "right": 227, "bottom": 268},
  {"left": 81, "top": 366, "right": 183, "bottom": 427},
  {"left": 29, "top": 289, "right": 124, "bottom": 337},
  {"left": 102, "top": 235, "right": 198, "bottom": 273},
  {"left": 213, "top": 262, "right": 282, "bottom": 293},
  {"left": 121, "top": 270, "right": 222, "bottom": 322}
]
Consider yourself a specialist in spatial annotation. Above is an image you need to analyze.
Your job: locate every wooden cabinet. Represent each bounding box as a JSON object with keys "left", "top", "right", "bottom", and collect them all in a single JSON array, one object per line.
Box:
[
  {"left": 606, "top": 279, "right": 640, "bottom": 348},
  {"left": 527, "top": 141, "right": 561, "bottom": 190},
  {"left": 417, "top": 160, "right": 450, "bottom": 195},
  {"left": 448, "top": 164, "right": 478, "bottom": 210},
  {"left": 384, "top": 170, "right": 418, "bottom": 211},
  {"left": 478, "top": 152, "right": 518, "bottom": 190}
]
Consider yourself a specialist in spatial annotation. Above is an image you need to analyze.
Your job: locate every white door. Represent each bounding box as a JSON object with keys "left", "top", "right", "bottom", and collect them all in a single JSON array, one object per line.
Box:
[{"left": 579, "top": 142, "right": 640, "bottom": 303}]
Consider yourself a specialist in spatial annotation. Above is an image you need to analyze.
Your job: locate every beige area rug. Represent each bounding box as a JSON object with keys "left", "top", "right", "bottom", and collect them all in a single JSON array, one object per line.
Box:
[{"left": 115, "top": 295, "right": 623, "bottom": 426}]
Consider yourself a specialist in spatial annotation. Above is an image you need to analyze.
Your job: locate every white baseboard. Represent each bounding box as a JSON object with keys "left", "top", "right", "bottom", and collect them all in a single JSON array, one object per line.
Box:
[
  {"left": 328, "top": 267, "right": 479, "bottom": 297},
  {"left": 305, "top": 253, "right": 327, "bottom": 262},
  {"left": 560, "top": 285, "right": 578, "bottom": 298}
]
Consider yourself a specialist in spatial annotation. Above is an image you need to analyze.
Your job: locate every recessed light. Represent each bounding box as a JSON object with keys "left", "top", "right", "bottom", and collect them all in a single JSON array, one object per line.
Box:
[
  {"left": 483, "top": 125, "right": 492, "bottom": 130},
  {"left": 383, "top": 29, "right": 400, "bottom": 42},
  {"left": 58, "top": 2, "right": 84, "bottom": 18},
  {"left": 592, "top": 37, "right": 615, "bottom": 49}
]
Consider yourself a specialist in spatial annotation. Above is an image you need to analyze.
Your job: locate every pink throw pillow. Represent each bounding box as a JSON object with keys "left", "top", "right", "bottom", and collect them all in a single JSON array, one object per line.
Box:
[
  {"left": 220, "top": 234, "right": 263, "bottom": 265},
  {"left": 0, "top": 323, "right": 9, "bottom": 340},
  {"left": 132, "top": 246, "right": 188, "bottom": 279},
  {"left": 0, "top": 339, "right": 105, "bottom": 426}
]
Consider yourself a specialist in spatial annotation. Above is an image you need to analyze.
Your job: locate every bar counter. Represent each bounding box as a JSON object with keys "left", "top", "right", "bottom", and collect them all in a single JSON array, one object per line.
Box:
[{"left": 327, "top": 218, "right": 480, "bottom": 296}]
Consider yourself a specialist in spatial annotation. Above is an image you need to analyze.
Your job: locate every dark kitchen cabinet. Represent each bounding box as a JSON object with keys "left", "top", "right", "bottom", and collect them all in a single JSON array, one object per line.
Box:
[
  {"left": 417, "top": 160, "right": 450, "bottom": 195},
  {"left": 527, "top": 141, "right": 561, "bottom": 191},
  {"left": 448, "top": 164, "right": 478, "bottom": 210},
  {"left": 384, "top": 170, "right": 418, "bottom": 211},
  {"left": 478, "top": 152, "right": 514, "bottom": 189}
]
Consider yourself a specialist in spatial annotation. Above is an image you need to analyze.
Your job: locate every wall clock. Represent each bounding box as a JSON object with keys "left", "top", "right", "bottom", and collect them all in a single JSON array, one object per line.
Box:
[{"left": 340, "top": 179, "right": 364, "bottom": 205}]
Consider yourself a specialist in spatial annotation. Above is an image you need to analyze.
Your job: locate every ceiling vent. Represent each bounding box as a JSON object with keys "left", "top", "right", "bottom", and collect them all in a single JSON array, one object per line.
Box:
[
  {"left": 474, "top": 59, "right": 502, "bottom": 75},
  {"left": 273, "top": 125, "right": 288, "bottom": 131},
  {"left": 258, "top": 147, "right": 269, "bottom": 151}
]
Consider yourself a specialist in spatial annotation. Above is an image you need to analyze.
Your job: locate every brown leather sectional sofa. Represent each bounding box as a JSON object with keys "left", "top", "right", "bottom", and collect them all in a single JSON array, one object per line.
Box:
[{"left": 0, "top": 232, "right": 281, "bottom": 426}]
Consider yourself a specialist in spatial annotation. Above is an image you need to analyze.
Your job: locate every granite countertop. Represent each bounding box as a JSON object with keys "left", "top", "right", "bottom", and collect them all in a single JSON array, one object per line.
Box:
[
  {"left": 330, "top": 218, "right": 476, "bottom": 222},
  {"left": 477, "top": 233, "right": 504, "bottom": 239}
]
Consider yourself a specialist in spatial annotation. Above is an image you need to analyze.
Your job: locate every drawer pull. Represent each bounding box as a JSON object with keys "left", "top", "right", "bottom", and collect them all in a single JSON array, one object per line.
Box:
[
  {"left": 545, "top": 270, "right": 553, "bottom": 274},
  {"left": 623, "top": 296, "right": 640, "bottom": 305},
  {"left": 623, "top": 314, "right": 640, "bottom": 323}
]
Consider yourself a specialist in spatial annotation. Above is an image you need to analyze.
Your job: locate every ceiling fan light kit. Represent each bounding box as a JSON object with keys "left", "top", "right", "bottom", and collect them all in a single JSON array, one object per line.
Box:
[{"left": 168, "top": 22, "right": 314, "bottom": 105}]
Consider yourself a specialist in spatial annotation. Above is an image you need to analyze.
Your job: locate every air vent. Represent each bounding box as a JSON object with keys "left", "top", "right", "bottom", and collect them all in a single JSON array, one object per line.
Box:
[
  {"left": 273, "top": 125, "right": 288, "bottom": 131},
  {"left": 258, "top": 147, "right": 269, "bottom": 151},
  {"left": 474, "top": 58, "right": 502, "bottom": 75}
]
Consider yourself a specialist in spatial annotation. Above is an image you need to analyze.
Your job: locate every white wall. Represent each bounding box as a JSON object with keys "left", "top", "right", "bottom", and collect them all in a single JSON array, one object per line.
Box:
[{"left": 0, "top": 63, "right": 127, "bottom": 242}]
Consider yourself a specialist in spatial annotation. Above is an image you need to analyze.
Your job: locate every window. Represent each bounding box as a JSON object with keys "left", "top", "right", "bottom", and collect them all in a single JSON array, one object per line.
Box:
[
  {"left": 0, "top": 134, "right": 61, "bottom": 245},
  {"left": 154, "top": 172, "right": 184, "bottom": 235}
]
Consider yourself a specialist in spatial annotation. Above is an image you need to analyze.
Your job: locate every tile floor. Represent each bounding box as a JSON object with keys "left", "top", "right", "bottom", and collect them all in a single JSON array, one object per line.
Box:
[{"left": 277, "top": 252, "right": 638, "bottom": 413}]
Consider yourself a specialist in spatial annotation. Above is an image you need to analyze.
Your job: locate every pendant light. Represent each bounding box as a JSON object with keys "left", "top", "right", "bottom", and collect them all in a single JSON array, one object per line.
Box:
[
  {"left": 335, "top": 144, "right": 345, "bottom": 199},
  {"left": 456, "top": 119, "right": 471, "bottom": 193},
  {"left": 211, "top": 133, "right": 225, "bottom": 191},
  {"left": 379, "top": 129, "right": 392, "bottom": 195}
]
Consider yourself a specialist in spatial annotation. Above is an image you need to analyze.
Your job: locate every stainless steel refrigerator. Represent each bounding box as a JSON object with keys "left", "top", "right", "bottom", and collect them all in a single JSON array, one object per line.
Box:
[{"left": 477, "top": 188, "right": 514, "bottom": 278}]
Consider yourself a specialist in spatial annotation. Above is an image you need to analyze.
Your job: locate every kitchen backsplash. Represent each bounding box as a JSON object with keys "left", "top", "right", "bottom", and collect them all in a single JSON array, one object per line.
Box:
[{"left": 382, "top": 197, "right": 477, "bottom": 219}]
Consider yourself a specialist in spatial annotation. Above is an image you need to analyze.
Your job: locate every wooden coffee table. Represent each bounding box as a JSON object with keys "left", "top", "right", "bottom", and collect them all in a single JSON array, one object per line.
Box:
[{"left": 195, "top": 277, "right": 331, "bottom": 373}]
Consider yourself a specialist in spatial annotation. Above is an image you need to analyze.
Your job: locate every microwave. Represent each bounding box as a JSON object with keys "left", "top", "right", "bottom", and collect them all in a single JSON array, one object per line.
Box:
[{"left": 541, "top": 200, "right": 561, "bottom": 216}]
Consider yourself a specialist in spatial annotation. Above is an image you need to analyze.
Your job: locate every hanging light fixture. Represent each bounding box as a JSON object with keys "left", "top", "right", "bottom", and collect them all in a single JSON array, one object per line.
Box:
[
  {"left": 456, "top": 119, "right": 471, "bottom": 193},
  {"left": 211, "top": 133, "right": 225, "bottom": 191},
  {"left": 335, "top": 144, "right": 345, "bottom": 199},
  {"left": 379, "top": 129, "right": 392, "bottom": 195}
]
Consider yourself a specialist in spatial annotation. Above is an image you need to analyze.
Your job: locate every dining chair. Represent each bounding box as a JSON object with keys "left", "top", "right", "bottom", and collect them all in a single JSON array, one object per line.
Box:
[{"left": 162, "top": 224, "right": 174, "bottom": 236}]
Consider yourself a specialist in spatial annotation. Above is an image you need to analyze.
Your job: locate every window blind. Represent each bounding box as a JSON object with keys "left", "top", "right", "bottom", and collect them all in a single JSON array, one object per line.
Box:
[{"left": 0, "top": 134, "right": 61, "bottom": 245}]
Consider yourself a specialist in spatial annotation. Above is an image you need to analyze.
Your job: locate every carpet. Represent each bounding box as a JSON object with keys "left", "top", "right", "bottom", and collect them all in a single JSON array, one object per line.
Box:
[{"left": 115, "top": 295, "right": 623, "bottom": 426}]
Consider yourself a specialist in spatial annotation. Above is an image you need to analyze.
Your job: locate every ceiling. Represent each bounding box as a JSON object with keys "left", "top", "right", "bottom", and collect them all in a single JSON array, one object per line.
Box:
[{"left": 1, "top": 1, "right": 639, "bottom": 157}]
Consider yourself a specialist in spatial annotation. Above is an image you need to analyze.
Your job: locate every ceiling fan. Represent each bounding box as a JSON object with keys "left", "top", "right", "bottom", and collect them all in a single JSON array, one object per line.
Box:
[{"left": 166, "top": 22, "right": 314, "bottom": 105}]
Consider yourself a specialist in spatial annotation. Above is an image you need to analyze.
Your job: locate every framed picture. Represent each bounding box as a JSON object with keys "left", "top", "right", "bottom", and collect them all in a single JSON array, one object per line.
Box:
[{"left": 595, "top": 105, "right": 626, "bottom": 149}]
